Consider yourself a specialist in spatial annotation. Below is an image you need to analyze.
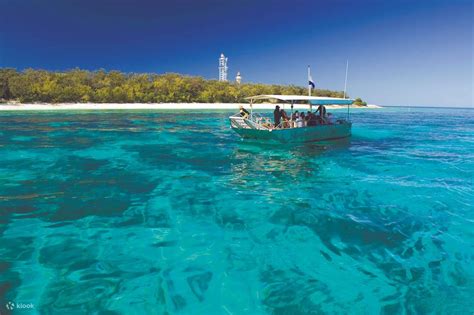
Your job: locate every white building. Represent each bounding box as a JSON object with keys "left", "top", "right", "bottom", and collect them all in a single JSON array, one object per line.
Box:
[{"left": 218, "top": 53, "right": 228, "bottom": 82}]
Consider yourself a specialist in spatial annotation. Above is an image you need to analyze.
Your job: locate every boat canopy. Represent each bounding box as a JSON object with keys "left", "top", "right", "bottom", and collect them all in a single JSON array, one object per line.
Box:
[{"left": 245, "top": 94, "right": 354, "bottom": 105}]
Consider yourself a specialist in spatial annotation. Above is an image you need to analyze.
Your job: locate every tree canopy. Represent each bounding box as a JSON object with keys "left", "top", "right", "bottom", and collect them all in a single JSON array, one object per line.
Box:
[
  {"left": 353, "top": 97, "right": 368, "bottom": 106},
  {"left": 0, "top": 68, "right": 361, "bottom": 104}
]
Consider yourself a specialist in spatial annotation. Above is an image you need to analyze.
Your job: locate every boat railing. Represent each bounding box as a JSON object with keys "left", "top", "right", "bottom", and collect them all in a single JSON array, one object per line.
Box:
[{"left": 229, "top": 112, "right": 272, "bottom": 130}]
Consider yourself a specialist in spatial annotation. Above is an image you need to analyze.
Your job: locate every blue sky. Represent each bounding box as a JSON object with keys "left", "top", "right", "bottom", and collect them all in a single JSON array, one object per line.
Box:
[{"left": 0, "top": 0, "right": 472, "bottom": 107}]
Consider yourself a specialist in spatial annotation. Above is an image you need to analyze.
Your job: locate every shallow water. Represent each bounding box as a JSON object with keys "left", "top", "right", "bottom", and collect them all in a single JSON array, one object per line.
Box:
[{"left": 0, "top": 107, "right": 473, "bottom": 314}]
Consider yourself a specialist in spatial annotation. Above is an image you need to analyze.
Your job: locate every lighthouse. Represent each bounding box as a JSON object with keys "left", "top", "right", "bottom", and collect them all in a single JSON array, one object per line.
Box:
[
  {"left": 235, "top": 71, "right": 242, "bottom": 84},
  {"left": 218, "top": 53, "right": 228, "bottom": 82}
]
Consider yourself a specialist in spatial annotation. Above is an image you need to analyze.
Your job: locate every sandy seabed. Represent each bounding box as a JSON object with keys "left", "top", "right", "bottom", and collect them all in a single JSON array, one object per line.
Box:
[{"left": 0, "top": 103, "right": 381, "bottom": 111}]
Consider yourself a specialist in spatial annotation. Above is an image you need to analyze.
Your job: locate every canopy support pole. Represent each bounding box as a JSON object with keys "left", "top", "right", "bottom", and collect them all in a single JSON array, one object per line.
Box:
[{"left": 250, "top": 99, "right": 253, "bottom": 119}]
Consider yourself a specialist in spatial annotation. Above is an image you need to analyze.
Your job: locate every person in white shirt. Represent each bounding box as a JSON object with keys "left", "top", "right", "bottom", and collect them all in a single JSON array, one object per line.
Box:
[{"left": 296, "top": 112, "right": 304, "bottom": 127}]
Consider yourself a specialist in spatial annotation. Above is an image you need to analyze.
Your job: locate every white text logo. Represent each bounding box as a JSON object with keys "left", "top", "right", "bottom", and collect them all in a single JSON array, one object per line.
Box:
[{"left": 5, "top": 301, "right": 35, "bottom": 311}]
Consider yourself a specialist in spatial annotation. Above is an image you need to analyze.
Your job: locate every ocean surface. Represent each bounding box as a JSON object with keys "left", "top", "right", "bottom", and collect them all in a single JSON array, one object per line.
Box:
[{"left": 0, "top": 107, "right": 473, "bottom": 314}]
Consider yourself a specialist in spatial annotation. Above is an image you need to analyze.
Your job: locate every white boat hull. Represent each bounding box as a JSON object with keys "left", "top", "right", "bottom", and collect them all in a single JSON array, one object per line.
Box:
[{"left": 230, "top": 120, "right": 352, "bottom": 142}]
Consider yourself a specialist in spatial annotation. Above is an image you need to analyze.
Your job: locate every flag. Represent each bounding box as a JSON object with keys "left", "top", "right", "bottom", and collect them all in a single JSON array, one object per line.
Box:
[{"left": 308, "top": 71, "right": 315, "bottom": 89}]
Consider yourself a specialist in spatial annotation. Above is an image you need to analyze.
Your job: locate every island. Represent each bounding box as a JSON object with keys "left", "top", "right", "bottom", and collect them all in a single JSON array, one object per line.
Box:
[{"left": 0, "top": 68, "right": 379, "bottom": 110}]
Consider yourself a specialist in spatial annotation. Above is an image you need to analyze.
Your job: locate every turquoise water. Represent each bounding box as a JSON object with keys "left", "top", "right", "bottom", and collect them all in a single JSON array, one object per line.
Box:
[{"left": 0, "top": 107, "right": 473, "bottom": 314}]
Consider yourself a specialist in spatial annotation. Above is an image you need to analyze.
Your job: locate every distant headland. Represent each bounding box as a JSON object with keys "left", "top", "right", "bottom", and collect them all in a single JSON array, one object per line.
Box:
[{"left": 0, "top": 68, "right": 371, "bottom": 108}]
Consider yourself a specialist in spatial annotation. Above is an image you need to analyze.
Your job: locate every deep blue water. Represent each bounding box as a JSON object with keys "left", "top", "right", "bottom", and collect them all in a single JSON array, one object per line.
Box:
[{"left": 0, "top": 107, "right": 473, "bottom": 314}]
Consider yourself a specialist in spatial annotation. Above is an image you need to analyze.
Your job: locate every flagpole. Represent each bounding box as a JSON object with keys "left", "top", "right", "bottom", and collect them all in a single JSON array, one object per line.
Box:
[
  {"left": 343, "top": 60, "right": 348, "bottom": 99},
  {"left": 344, "top": 60, "right": 349, "bottom": 121},
  {"left": 308, "top": 65, "right": 311, "bottom": 97}
]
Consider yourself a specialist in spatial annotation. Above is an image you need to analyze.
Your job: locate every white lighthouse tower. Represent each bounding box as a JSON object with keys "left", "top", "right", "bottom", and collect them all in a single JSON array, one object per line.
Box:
[
  {"left": 235, "top": 71, "right": 242, "bottom": 84},
  {"left": 218, "top": 53, "right": 228, "bottom": 82}
]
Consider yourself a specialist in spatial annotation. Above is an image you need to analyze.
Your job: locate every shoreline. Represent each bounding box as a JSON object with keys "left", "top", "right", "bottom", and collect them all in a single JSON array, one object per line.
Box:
[{"left": 0, "top": 103, "right": 382, "bottom": 111}]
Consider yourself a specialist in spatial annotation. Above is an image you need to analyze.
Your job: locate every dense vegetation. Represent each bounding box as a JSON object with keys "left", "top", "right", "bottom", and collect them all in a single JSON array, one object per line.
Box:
[
  {"left": 353, "top": 97, "right": 367, "bottom": 106},
  {"left": 0, "top": 68, "right": 362, "bottom": 104}
]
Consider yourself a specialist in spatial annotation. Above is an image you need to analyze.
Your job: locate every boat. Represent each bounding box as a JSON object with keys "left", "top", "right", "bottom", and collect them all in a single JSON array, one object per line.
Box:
[{"left": 229, "top": 94, "right": 354, "bottom": 142}]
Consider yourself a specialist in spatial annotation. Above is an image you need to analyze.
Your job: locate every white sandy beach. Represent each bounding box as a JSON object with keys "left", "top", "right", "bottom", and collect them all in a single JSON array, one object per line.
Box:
[{"left": 0, "top": 103, "right": 381, "bottom": 111}]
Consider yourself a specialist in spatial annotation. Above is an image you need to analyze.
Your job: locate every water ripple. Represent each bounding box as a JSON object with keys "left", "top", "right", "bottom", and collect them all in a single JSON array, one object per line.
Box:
[{"left": 0, "top": 108, "right": 473, "bottom": 313}]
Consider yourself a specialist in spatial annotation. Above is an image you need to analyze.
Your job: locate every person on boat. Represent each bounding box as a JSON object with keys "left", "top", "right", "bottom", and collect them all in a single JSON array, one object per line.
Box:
[
  {"left": 261, "top": 117, "right": 273, "bottom": 129},
  {"left": 305, "top": 111, "right": 312, "bottom": 126},
  {"left": 291, "top": 110, "right": 299, "bottom": 128},
  {"left": 315, "top": 105, "right": 327, "bottom": 124},
  {"left": 292, "top": 111, "right": 299, "bottom": 121},
  {"left": 273, "top": 105, "right": 281, "bottom": 127},
  {"left": 296, "top": 112, "right": 304, "bottom": 128},
  {"left": 300, "top": 112, "right": 306, "bottom": 127},
  {"left": 280, "top": 109, "right": 290, "bottom": 128},
  {"left": 326, "top": 112, "right": 335, "bottom": 124},
  {"left": 239, "top": 105, "right": 250, "bottom": 119},
  {"left": 307, "top": 111, "right": 318, "bottom": 126}
]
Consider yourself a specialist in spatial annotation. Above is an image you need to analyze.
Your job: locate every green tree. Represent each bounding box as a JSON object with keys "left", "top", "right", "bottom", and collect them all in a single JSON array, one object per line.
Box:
[
  {"left": 353, "top": 97, "right": 367, "bottom": 106},
  {"left": 0, "top": 68, "right": 19, "bottom": 100}
]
